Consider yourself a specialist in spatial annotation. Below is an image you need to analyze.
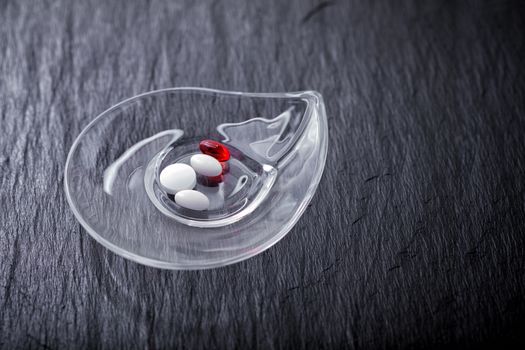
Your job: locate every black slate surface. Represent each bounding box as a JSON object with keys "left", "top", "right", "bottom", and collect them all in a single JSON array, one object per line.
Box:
[{"left": 1, "top": 0, "right": 525, "bottom": 348}]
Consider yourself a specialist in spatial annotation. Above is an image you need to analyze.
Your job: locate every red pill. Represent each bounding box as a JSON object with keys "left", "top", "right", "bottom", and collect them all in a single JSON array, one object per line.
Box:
[
  {"left": 221, "top": 161, "right": 229, "bottom": 174},
  {"left": 199, "top": 140, "right": 230, "bottom": 162}
]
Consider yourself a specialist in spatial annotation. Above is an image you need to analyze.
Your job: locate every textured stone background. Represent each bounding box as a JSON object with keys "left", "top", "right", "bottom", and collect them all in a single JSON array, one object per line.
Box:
[{"left": 1, "top": 0, "right": 524, "bottom": 348}]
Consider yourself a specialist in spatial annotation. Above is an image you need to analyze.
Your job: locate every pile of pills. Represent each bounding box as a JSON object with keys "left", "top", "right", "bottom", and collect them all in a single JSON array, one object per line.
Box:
[{"left": 159, "top": 140, "right": 230, "bottom": 211}]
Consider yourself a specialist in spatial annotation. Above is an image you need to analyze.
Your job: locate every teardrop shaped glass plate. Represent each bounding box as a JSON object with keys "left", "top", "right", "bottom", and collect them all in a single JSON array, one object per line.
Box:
[{"left": 64, "top": 88, "right": 328, "bottom": 269}]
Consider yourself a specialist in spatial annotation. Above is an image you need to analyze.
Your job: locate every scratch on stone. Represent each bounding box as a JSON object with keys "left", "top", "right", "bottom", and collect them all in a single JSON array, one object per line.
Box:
[
  {"left": 322, "top": 263, "right": 334, "bottom": 273},
  {"left": 301, "top": 1, "right": 335, "bottom": 24},
  {"left": 365, "top": 175, "right": 380, "bottom": 183},
  {"left": 352, "top": 215, "right": 366, "bottom": 225}
]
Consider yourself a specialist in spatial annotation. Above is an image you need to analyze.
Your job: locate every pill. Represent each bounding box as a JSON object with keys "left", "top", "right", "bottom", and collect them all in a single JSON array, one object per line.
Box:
[
  {"left": 221, "top": 161, "right": 229, "bottom": 174},
  {"left": 190, "top": 154, "right": 222, "bottom": 177},
  {"left": 199, "top": 140, "right": 230, "bottom": 162},
  {"left": 175, "top": 190, "right": 209, "bottom": 211},
  {"left": 159, "top": 163, "right": 196, "bottom": 194}
]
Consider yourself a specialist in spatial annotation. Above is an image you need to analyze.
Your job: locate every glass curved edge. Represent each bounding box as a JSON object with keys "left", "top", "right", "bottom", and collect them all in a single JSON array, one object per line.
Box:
[{"left": 63, "top": 88, "right": 329, "bottom": 270}]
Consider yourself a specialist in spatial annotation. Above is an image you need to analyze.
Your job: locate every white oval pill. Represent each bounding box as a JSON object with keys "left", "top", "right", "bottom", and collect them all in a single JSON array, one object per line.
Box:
[
  {"left": 175, "top": 190, "right": 209, "bottom": 211},
  {"left": 159, "top": 163, "right": 196, "bottom": 194},
  {"left": 190, "top": 154, "right": 222, "bottom": 177}
]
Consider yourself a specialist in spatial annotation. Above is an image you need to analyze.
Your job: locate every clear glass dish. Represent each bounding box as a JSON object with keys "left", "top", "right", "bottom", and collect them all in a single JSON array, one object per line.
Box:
[{"left": 64, "top": 88, "right": 328, "bottom": 269}]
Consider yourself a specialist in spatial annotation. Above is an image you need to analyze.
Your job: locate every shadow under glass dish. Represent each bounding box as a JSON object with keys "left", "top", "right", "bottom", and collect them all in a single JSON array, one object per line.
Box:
[{"left": 64, "top": 88, "right": 328, "bottom": 269}]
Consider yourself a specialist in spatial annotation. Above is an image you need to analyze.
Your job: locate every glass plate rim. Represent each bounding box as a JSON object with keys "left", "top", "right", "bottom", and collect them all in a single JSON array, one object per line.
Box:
[{"left": 64, "top": 87, "right": 329, "bottom": 270}]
